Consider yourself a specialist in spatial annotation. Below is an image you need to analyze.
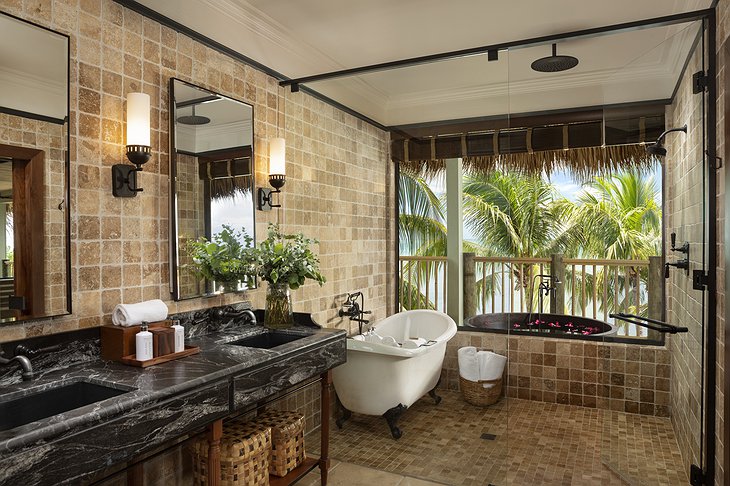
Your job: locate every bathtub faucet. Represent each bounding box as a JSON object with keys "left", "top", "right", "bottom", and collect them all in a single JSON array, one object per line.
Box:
[
  {"left": 340, "top": 291, "right": 371, "bottom": 334},
  {"left": 529, "top": 274, "right": 561, "bottom": 325}
]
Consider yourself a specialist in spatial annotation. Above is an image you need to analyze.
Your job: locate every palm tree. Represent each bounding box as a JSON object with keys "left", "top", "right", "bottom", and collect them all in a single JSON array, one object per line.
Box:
[
  {"left": 568, "top": 169, "right": 662, "bottom": 318},
  {"left": 572, "top": 169, "right": 661, "bottom": 260},
  {"left": 398, "top": 168, "right": 446, "bottom": 256},
  {"left": 462, "top": 170, "right": 583, "bottom": 311}
]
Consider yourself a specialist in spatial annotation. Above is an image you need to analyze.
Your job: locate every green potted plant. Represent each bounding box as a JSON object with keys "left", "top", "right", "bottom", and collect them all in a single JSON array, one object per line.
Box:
[
  {"left": 254, "top": 224, "right": 326, "bottom": 328},
  {"left": 186, "top": 225, "right": 256, "bottom": 293}
]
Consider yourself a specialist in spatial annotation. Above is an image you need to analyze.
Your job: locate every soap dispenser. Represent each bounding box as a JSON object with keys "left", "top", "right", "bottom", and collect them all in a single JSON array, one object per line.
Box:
[
  {"left": 171, "top": 320, "right": 185, "bottom": 353},
  {"left": 136, "top": 323, "right": 153, "bottom": 361}
]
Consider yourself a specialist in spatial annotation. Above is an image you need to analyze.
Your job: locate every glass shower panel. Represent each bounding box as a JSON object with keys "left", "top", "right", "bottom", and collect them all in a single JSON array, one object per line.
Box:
[
  {"left": 599, "top": 21, "right": 705, "bottom": 485},
  {"left": 309, "top": 49, "right": 513, "bottom": 486}
]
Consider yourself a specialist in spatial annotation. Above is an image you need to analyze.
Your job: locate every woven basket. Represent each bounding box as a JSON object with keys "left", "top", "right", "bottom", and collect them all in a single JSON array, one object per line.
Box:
[
  {"left": 193, "top": 420, "right": 271, "bottom": 486},
  {"left": 459, "top": 375, "right": 503, "bottom": 407},
  {"left": 253, "top": 410, "right": 306, "bottom": 477}
]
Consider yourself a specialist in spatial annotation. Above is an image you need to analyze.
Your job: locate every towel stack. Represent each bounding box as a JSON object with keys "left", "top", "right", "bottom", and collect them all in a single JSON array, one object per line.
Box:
[
  {"left": 112, "top": 299, "right": 169, "bottom": 327},
  {"left": 457, "top": 347, "right": 507, "bottom": 389}
]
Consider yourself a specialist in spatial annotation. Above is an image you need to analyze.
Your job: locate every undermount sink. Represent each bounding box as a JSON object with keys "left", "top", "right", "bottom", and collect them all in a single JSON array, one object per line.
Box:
[
  {"left": 226, "top": 331, "right": 308, "bottom": 349},
  {"left": 0, "top": 381, "right": 133, "bottom": 432}
]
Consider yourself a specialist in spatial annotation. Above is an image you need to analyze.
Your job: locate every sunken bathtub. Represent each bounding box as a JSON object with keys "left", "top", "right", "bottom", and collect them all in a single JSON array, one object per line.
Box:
[
  {"left": 463, "top": 312, "right": 617, "bottom": 338},
  {"left": 332, "top": 310, "right": 457, "bottom": 439}
]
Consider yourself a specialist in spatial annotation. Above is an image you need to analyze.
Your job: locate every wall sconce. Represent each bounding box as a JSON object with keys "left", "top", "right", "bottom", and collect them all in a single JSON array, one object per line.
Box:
[
  {"left": 257, "top": 137, "right": 286, "bottom": 210},
  {"left": 112, "top": 92, "right": 151, "bottom": 197}
]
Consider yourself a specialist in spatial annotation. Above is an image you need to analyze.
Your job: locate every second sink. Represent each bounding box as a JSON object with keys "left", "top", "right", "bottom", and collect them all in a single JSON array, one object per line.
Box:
[
  {"left": 0, "top": 381, "right": 133, "bottom": 432},
  {"left": 226, "top": 331, "right": 307, "bottom": 349}
]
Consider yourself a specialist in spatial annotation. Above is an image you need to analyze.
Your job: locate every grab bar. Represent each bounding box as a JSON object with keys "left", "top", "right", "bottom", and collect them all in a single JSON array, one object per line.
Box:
[{"left": 609, "top": 313, "right": 688, "bottom": 334}]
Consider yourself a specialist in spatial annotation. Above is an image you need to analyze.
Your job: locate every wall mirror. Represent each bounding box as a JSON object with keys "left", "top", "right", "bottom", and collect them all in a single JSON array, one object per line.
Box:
[
  {"left": 169, "top": 78, "right": 255, "bottom": 300},
  {"left": 0, "top": 12, "right": 70, "bottom": 323}
]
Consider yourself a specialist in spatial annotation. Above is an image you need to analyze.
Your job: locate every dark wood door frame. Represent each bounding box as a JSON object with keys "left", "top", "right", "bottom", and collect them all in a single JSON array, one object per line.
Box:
[{"left": 0, "top": 143, "right": 45, "bottom": 317}]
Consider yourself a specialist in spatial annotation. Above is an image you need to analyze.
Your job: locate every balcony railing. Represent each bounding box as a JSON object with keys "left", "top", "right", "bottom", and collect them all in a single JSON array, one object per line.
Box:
[
  {"left": 399, "top": 254, "right": 661, "bottom": 338},
  {"left": 399, "top": 256, "right": 447, "bottom": 312}
]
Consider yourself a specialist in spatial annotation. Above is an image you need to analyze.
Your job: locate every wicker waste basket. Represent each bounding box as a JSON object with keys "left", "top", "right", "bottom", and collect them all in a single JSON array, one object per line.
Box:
[
  {"left": 253, "top": 410, "right": 306, "bottom": 477},
  {"left": 459, "top": 375, "right": 503, "bottom": 407},
  {"left": 193, "top": 419, "right": 272, "bottom": 486}
]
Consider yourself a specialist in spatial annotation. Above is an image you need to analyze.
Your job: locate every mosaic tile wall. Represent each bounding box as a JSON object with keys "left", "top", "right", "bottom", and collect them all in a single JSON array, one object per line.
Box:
[
  {"left": 174, "top": 152, "right": 204, "bottom": 297},
  {"left": 715, "top": 2, "right": 729, "bottom": 483},
  {"left": 0, "top": 0, "right": 394, "bottom": 342},
  {"left": 665, "top": 42, "right": 705, "bottom": 477},
  {"left": 443, "top": 332, "right": 671, "bottom": 417},
  {"left": 0, "top": 113, "right": 67, "bottom": 316}
]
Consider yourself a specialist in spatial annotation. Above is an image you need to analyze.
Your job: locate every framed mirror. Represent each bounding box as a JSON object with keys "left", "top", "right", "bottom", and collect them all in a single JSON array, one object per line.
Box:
[
  {"left": 0, "top": 12, "right": 70, "bottom": 323},
  {"left": 169, "top": 78, "right": 255, "bottom": 300}
]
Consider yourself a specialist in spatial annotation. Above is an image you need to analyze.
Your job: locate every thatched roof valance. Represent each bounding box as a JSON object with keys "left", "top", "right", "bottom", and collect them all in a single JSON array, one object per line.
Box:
[
  {"left": 196, "top": 145, "right": 253, "bottom": 200},
  {"left": 392, "top": 114, "right": 664, "bottom": 179}
]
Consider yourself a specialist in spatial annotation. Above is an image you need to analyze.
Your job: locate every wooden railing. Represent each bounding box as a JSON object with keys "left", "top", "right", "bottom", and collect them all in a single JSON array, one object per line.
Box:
[
  {"left": 563, "top": 258, "right": 649, "bottom": 322},
  {"left": 399, "top": 254, "right": 659, "bottom": 337},
  {"left": 398, "top": 256, "right": 447, "bottom": 312}
]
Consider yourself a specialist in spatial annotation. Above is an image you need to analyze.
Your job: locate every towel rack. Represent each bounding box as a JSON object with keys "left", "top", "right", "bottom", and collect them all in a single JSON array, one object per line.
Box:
[{"left": 608, "top": 312, "right": 688, "bottom": 334}]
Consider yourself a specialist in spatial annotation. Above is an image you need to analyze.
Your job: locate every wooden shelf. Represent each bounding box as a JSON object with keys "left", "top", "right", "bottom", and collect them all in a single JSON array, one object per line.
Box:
[
  {"left": 120, "top": 345, "right": 200, "bottom": 367},
  {"left": 269, "top": 456, "right": 320, "bottom": 486}
]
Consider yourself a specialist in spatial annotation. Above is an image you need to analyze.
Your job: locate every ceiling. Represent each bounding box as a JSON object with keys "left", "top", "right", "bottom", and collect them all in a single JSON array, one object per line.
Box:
[
  {"left": 0, "top": 13, "right": 67, "bottom": 119},
  {"left": 136, "top": 0, "right": 713, "bottom": 127}
]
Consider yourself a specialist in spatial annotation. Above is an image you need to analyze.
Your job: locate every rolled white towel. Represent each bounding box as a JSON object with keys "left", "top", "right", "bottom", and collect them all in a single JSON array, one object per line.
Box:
[
  {"left": 458, "top": 346, "right": 479, "bottom": 382},
  {"left": 477, "top": 351, "right": 507, "bottom": 388},
  {"left": 112, "top": 299, "right": 168, "bottom": 327},
  {"left": 366, "top": 334, "right": 383, "bottom": 344},
  {"left": 401, "top": 337, "right": 427, "bottom": 349},
  {"left": 351, "top": 335, "right": 365, "bottom": 341},
  {"left": 381, "top": 336, "right": 399, "bottom": 347}
]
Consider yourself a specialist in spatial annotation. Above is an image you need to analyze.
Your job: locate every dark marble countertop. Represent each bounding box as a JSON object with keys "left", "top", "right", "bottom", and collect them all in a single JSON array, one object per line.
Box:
[{"left": 0, "top": 324, "right": 346, "bottom": 453}]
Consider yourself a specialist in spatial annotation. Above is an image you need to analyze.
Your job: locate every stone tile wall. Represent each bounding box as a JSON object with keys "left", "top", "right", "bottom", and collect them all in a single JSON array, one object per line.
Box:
[
  {"left": 665, "top": 37, "right": 707, "bottom": 475},
  {"left": 443, "top": 331, "right": 671, "bottom": 417},
  {"left": 716, "top": 4, "right": 729, "bottom": 484},
  {"left": 0, "top": 0, "right": 393, "bottom": 342}
]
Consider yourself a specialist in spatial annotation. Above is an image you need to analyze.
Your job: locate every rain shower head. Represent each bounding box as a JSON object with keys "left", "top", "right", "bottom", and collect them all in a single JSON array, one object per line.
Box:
[
  {"left": 645, "top": 125, "right": 687, "bottom": 157},
  {"left": 177, "top": 105, "right": 210, "bottom": 125},
  {"left": 531, "top": 43, "right": 579, "bottom": 73}
]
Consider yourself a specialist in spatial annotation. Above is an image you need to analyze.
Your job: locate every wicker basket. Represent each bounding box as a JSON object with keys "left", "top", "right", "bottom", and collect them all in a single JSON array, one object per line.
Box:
[
  {"left": 459, "top": 375, "right": 503, "bottom": 406},
  {"left": 253, "top": 410, "right": 306, "bottom": 477},
  {"left": 193, "top": 420, "right": 272, "bottom": 486}
]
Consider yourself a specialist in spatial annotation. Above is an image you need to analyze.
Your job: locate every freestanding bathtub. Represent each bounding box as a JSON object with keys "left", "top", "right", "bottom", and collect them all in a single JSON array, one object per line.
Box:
[{"left": 332, "top": 309, "right": 457, "bottom": 439}]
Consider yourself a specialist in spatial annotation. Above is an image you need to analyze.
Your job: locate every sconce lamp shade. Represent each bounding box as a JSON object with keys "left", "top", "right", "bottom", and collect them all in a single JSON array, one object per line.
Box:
[
  {"left": 269, "top": 137, "right": 286, "bottom": 175},
  {"left": 114, "top": 92, "right": 151, "bottom": 197},
  {"left": 126, "top": 92, "right": 150, "bottom": 147}
]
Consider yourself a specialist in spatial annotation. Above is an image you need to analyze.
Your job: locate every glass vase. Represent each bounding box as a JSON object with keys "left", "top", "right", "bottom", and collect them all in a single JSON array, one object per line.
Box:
[{"left": 265, "top": 282, "right": 294, "bottom": 329}]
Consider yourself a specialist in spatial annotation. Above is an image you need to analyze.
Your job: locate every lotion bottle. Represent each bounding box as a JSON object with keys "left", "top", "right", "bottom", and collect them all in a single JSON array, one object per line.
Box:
[
  {"left": 136, "top": 323, "right": 153, "bottom": 361},
  {"left": 171, "top": 320, "right": 185, "bottom": 353}
]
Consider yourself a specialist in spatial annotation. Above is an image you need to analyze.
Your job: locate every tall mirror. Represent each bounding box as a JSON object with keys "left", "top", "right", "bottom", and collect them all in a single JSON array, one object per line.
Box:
[
  {"left": 0, "top": 12, "right": 69, "bottom": 323},
  {"left": 169, "top": 78, "right": 255, "bottom": 300}
]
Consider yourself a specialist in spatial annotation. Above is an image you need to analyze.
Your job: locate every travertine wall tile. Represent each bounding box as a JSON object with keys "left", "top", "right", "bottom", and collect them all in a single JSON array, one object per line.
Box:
[{"left": 0, "top": 0, "right": 394, "bottom": 341}]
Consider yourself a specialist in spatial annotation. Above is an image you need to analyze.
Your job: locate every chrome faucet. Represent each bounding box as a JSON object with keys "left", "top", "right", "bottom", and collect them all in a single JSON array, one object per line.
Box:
[
  {"left": 241, "top": 309, "right": 257, "bottom": 326},
  {"left": 0, "top": 350, "right": 33, "bottom": 381}
]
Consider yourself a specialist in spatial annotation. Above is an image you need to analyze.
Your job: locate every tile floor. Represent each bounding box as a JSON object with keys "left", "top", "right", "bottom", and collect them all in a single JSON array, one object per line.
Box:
[
  {"left": 305, "top": 390, "right": 687, "bottom": 486},
  {"left": 298, "top": 461, "right": 447, "bottom": 486}
]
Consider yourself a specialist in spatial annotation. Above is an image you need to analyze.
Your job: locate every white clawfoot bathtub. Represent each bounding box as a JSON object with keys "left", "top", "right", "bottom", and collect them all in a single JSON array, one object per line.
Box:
[{"left": 332, "top": 310, "right": 457, "bottom": 438}]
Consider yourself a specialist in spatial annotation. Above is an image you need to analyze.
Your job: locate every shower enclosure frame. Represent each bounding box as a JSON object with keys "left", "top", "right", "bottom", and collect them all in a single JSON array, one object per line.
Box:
[
  {"left": 117, "top": 0, "right": 722, "bottom": 482},
  {"left": 281, "top": 8, "right": 720, "bottom": 485}
]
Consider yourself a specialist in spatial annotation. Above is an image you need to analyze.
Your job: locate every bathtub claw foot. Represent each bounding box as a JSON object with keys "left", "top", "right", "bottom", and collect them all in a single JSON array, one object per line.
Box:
[
  {"left": 383, "top": 404, "right": 407, "bottom": 440},
  {"left": 336, "top": 407, "right": 352, "bottom": 429},
  {"left": 428, "top": 388, "right": 442, "bottom": 405}
]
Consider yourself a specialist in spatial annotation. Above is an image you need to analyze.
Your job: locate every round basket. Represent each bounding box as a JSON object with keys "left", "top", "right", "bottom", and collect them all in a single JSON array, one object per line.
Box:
[{"left": 459, "top": 375, "right": 502, "bottom": 406}]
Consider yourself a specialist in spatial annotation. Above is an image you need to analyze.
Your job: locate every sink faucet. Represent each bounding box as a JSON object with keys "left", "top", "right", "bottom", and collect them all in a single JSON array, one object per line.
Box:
[
  {"left": 214, "top": 306, "right": 257, "bottom": 325},
  {"left": 0, "top": 350, "right": 33, "bottom": 381}
]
